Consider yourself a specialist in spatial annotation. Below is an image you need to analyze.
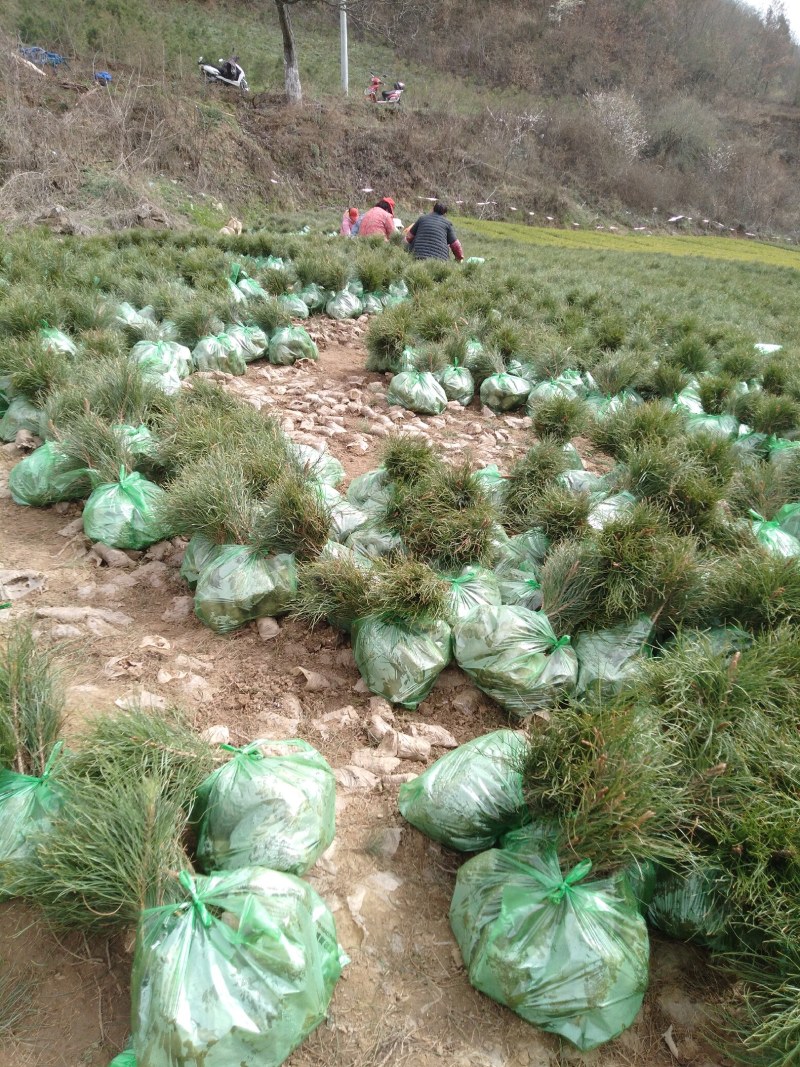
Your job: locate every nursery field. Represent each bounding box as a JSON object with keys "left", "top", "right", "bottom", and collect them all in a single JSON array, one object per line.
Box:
[{"left": 1, "top": 221, "right": 800, "bottom": 1067}]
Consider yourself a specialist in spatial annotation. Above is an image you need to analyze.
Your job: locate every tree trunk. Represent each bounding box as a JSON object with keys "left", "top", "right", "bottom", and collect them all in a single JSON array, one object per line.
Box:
[{"left": 274, "top": 1, "right": 302, "bottom": 104}]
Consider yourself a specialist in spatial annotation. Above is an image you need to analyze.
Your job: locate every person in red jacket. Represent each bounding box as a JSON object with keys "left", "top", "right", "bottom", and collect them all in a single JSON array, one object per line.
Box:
[{"left": 357, "top": 197, "right": 396, "bottom": 240}]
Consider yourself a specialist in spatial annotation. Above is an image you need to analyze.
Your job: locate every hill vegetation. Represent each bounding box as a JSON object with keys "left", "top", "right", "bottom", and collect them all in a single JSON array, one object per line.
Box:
[{"left": 0, "top": 0, "right": 799, "bottom": 235}]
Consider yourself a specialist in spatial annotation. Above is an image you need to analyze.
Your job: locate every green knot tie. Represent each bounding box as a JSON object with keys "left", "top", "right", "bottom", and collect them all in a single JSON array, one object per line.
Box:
[
  {"left": 548, "top": 858, "right": 592, "bottom": 903},
  {"left": 41, "top": 740, "right": 64, "bottom": 782},
  {"left": 552, "top": 635, "right": 571, "bottom": 650},
  {"left": 179, "top": 871, "right": 212, "bottom": 928}
]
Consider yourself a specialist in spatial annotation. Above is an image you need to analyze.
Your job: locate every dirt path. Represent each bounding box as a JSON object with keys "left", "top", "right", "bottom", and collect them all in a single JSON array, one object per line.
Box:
[{"left": 0, "top": 326, "right": 720, "bottom": 1067}]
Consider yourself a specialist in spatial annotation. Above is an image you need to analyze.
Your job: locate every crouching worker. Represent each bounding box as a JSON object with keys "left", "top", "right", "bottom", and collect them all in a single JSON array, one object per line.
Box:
[
  {"left": 340, "top": 207, "right": 360, "bottom": 236},
  {"left": 357, "top": 197, "right": 396, "bottom": 240},
  {"left": 405, "top": 201, "right": 463, "bottom": 262}
]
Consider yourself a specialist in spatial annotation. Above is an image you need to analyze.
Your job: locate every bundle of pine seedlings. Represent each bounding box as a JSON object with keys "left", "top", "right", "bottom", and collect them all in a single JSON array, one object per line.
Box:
[
  {"left": 160, "top": 413, "right": 332, "bottom": 631},
  {"left": 15, "top": 706, "right": 217, "bottom": 932},
  {"left": 379, "top": 436, "right": 500, "bottom": 571},
  {"left": 296, "top": 554, "right": 453, "bottom": 709}
]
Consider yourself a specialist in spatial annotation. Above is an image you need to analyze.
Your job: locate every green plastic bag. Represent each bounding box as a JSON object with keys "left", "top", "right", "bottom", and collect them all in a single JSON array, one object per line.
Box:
[
  {"left": 346, "top": 467, "right": 391, "bottom": 516},
  {"left": 472, "top": 465, "right": 507, "bottom": 506},
  {"left": 114, "top": 424, "right": 156, "bottom": 460},
  {"left": 348, "top": 277, "right": 365, "bottom": 299},
  {"left": 108, "top": 1051, "right": 136, "bottom": 1067},
  {"left": 561, "top": 442, "right": 584, "bottom": 470},
  {"left": 453, "top": 605, "right": 577, "bottom": 716},
  {"left": 192, "top": 334, "right": 247, "bottom": 376},
  {"left": 290, "top": 443, "right": 345, "bottom": 487},
  {"left": 732, "top": 431, "right": 770, "bottom": 465},
  {"left": 480, "top": 373, "right": 531, "bottom": 412},
  {"left": 750, "top": 510, "right": 800, "bottom": 558},
  {"left": 83, "top": 470, "right": 169, "bottom": 550},
  {"left": 115, "top": 302, "right": 156, "bottom": 330},
  {"left": 346, "top": 526, "right": 404, "bottom": 559},
  {"left": 673, "top": 384, "right": 703, "bottom": 414},
  {"left": 299, "top": 284, "right": 330, "bottom": 311},
  {"left": 108, "top": 1049, "right": 136, "bottom": 1067},
  {"left": 775, "top": 502, "right": 800, "bottom": 540},
  {"left": 40, "top": 325, "right": 76, "bottom": 356},
  {"left": 0, "top": 743, "right": 63, "bottom": 897},
  {"left": 180, "top": 532, "right": 223, "bottom": 590},
  {"left": 450, "top": 846, "right": 649, "bottom": 1051},
  {"left": 647, "top": 866, "right": 729, "bottom": 949},
  {"left": 386, "top": 279, "right": 408, "bottom": 301},
  {"left": 435, "top": 362, "right": 474, "bottom": 406},
  {"left": 268, "top": 326, "right": 319, "bottom": 366},
  {"left": 768, "top": 436, "right": 800, "bottom": 466},
  {"left": 526, "top": 378, "right": 578, "bottom": 406},
  {"left": 494, "top": 530, "right": 549, "bottom": 574},
  {"left": 131, "top": 868, "right": 345, "bottom": 1067},
  {"left": 194, "top": 547, "right": 297, "bottom": 634},
  {"left": 397, "top": 729, "right": 527, "bottom": 851},
  {"left": 387, "top": 370, "right": 447, "bottom": 415},
  {"left": 463, "top": 338, "right": 485, "bottom": 369},
  {"left": 195, "top": 739, "right": 335, "bottom": 876},
  {"left": 326, "top": 290, "right": 363, "bottom": 320},
  {"left": 279, "top": 294, "right": 310, "bottom": 320},
  {"left": 131, "top": 339, "right": 192, "bottom": 381},
  {"left": 313, "top": 484, "right": 368, "bottom": 542},
  {"left": 352, "top": 615, "right": 452, "bottom": 709},
  {"left": 558, "top": 469, "right": 608, "bottom": 496},
  {"left": 9, "top": 442, "right": 91, "bottom": 507},
  {"left": 442, "top": 566, "right": 502, "bottom": 625},
  {"left": 0, "top": 375, "right": 12, "bottom": 415},
  {"left": 0, "top": 397, "right": 42, "bottom": 442},
  {"left": 574, "top": 615, "right": 654, "bottom": 696},
  {"left": 588, "top": 490, "right": 637, "bottom": 530},
  {"left": 686, "top": 412, "right": 739, "bottom": 440},
  {"left": 621, "top": 857, "right": 657, "bottom": 914},
  {"left": 225, "top": 324, "right": 268, "bottom": 361},
  {"left": 496, "top": 569, "right": 542, "bottom": 611},
  {"left": 361, "top": 292, "right": 384, "bottom": 315}
]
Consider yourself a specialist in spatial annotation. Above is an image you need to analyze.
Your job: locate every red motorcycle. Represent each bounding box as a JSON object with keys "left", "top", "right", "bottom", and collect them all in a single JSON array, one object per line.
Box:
[{"left": 364, "top": 73, "right": 406, "bottom": 106}]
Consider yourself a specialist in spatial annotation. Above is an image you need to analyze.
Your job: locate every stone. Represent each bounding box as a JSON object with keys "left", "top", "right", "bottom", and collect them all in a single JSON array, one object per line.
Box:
[
  {"left": 90, "top": 543, "right": 135, "bottom": 568},
  {"left": 335, "top": 765, "right": 380, "bottom": 790},
  {"left": 161, "top": 595, "right": 193, "bottom": 621},
  {"left": 365, "top": 827, "right": 402, "bottom": 859},
  {"left": 256, "top": 617, "right": 280, "bottom": 641}
]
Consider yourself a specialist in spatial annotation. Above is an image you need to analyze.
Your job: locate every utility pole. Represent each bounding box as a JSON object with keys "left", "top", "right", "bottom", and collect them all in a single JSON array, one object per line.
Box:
[{"left": 340, "top": 2, "right": 349, "bottom": 95}]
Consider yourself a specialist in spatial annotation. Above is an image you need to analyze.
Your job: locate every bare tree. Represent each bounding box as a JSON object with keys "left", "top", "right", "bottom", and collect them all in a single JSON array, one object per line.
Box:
[{"left": 271, "top": 0, "right": 362, "bottom": 105}]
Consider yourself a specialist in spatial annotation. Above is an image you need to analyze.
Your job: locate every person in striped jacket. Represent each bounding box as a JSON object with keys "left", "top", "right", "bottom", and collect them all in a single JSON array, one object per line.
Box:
[{"left": 405, "top": 202, "right": 464, "bottom": 262}]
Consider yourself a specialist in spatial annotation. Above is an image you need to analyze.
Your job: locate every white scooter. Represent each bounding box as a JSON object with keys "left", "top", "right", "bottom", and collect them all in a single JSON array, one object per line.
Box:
[{"left": 198, "top": 57, "right": 249, "bottom": 93}]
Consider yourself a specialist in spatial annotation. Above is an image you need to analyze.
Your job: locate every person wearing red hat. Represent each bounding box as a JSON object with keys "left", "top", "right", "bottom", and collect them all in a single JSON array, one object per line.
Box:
[
  {"left": 356, "top": 197, "right": 396, "bottom": 240},
  {"left": 340, "top": 207, "right": 360, "bottom": 236}
]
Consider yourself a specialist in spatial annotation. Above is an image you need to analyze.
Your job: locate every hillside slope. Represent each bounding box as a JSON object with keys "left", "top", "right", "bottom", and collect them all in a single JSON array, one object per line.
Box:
[{"left": 1, "top": 0, "right": 799, "bottom": 237}]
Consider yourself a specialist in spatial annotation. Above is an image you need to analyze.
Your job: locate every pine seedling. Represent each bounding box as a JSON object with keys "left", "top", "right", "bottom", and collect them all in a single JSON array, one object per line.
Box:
[
  {"left": 590, "top": 398, "right": 685, "bottom": 457},
  {"left": 530, "top": 394, "right": 589, "bottom": 444},
  {"left": 417, "top": 304, "right": 458, "bottom": 342},
  {"left": 503, "top": 439, "right": 571, "bottom": 532},
  {"left": 638, "top": 361, "right": 688, "bottom": 400},
  {"left": 669, "top": 334, "right": 711, "bottom": 373},
  {"left": 157, "top": 452, "right": 260, "bottom": 544},
  {"left": 171, "top": 302, "right": 225, "bottom": 347},
  {"left": 699, "top": 374, "right": 737, "bottom": 415},
  {"left": 294, "top": 554, "right": 373, "bottom": 627},
  {"left": 21, "top": 758, "right": 189, "bottom": 932},
  {"left": 750, "top": 394, "right": 800, "bottom": 436},
  {"left": 0, "top": 336, "right": 69, "bottom": 405},
  {"left": 703, "top": 546, "right": 800, "bottom": 632},
  {"left": 625, "top": 441, "right": 727, "bottom": 538},
  {"left": 0, "top": 624, "right": 65, "bottom": 777},
  {"left": 387, "top": 462, "right": 499, "bottom": 570},
  {"left": 259, "top": 267, "right": 293, "bottom": 296},
  {"left": 381, "top": 435, "right": 439, "bottom": 486},
  {"left": 525, "top": 484, "right": 591, "bottom": 544},
  {"left": 253, "top": 471, "right": 332, "bottom": 560},
  {"left": 587, "top": 348, "right": 641, "bottom": 395},
  {"left": 56, "top": 411, "right": 144, "bottom": 482},
  {"left": 365, "top": 304, "right": 414, "bottom": 371},
  {"left": 520, "top": 697, "right": 690, "bottom": 873},
  {"left": 356, "top": 248, "right": 398, "bottom": 294},
  {"left": 366, "top": 558, "right": 449, "bottom": 623},
  {"left": 245, "top": 296, "right": 292, "bottom": 336}
]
